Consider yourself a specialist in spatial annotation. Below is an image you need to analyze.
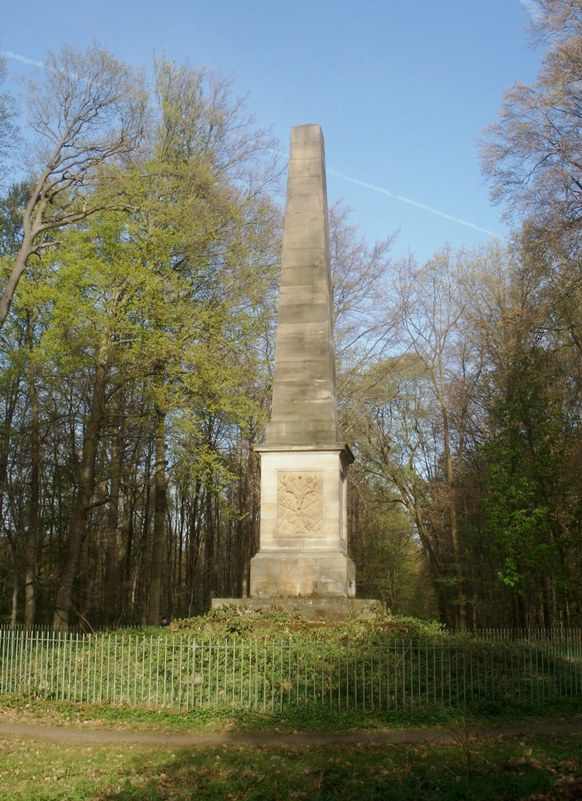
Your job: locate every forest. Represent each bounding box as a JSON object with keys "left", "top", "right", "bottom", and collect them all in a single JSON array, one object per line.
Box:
[{"left": 1, "top": 0, "right": 581, "bottom": 632}]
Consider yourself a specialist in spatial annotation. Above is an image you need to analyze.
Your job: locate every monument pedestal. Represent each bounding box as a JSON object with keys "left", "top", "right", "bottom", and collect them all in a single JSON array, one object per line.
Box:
[
  {"left": 250, "top": 551, "right": 355, "bottom": 598},
  {"left": 249, "top": 444, "right": 355, "bottom": 598}
]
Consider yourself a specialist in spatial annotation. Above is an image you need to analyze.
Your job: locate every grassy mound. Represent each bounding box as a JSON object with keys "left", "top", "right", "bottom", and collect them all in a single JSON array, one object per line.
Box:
[{"left": 161, "top": 607, "right": 448, "bottom": 642}]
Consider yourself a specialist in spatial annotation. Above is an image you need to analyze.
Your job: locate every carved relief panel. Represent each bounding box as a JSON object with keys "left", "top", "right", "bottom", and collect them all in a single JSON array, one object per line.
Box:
[{"left": 275, "top": 471, "right": 323, "bottom": 536}]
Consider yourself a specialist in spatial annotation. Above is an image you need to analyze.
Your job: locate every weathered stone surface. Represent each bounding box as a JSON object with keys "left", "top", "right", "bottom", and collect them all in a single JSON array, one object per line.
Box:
[
  {"left": 247, "top": 125, "right": 358, "bottom": 602},
  {"left": 265, "top": 124, "right": 339, "bottom": 448},
  {"left": 253, "top": 447, "right": 350, "bottom": 551},
  {"left": 250, "top": 550, "right": 355, "bottom": 598}
]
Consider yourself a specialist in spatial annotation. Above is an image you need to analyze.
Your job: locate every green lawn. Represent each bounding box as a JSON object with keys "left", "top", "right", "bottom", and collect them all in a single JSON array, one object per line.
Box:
[
  {"left": 1, "top": 727, "right": 581, "bottom": 800},
  {"left": 0, "top": 700, "right": 581, "bottom": 800}
]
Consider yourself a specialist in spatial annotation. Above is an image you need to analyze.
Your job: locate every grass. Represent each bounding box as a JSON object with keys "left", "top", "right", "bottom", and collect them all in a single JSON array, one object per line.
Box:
[
  {"left": 1, "top": 695, "right": 582, "bottom": 800},
  {"left": 2, "top": 693, "right": 582, "bottom": 734},
  {"left": 0, "top": 721, "right": 581, "bottom": 800},
  {"left": 2, "top": 613, "right": 582, "bottom": 798}
]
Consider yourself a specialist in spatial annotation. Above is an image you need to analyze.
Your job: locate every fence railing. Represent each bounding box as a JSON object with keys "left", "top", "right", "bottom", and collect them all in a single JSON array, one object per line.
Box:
[
  {"left": 477, "top": 628, "right": 582, "bottom": 644},
  {"left": 1, "top": 629, "right": 581, "bottom": 713}
]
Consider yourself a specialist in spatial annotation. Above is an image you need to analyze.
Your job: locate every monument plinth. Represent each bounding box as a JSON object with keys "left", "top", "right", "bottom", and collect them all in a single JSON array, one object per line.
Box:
[{"left": 249, "top": 124, "right": 356, "bottom": 599}]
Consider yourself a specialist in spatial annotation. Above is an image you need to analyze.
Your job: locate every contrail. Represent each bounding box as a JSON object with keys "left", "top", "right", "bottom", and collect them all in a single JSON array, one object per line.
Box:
[
  {"left": 2, "top": 50, "right": 44, "bottom": 68},
  {"left": 329, "top": 169, "right": 505, "bottom": 239}
]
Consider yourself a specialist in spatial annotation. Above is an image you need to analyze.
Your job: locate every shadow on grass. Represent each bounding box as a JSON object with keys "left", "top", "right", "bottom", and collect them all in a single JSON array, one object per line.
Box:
[{"left": 93, "top": 732, "right": 581, "bottom": 801}]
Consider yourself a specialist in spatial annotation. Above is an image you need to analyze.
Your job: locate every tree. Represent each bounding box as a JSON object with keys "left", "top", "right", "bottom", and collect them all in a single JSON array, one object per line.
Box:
[
  {"left": 0, "top": 52, "right": 16, "bottom": 184},
  {"left": 0, "top": 54, "right": 282, "bottom": 629},
  {"left": 0, "top": 180, "right": 47, "bottom": 626},
  {"left": 42, "top": 59, "right": 280, "bottom": 629},
  {"left": 0, "top": 45, "right": 146, "bottom": 330},
  {"left": 463, "top": 243, "right": 582, "bottom": 626},
  {"left": 348, "top": 469, "right": 428, "bottom": 615},
  {"left": 329, "top": 200, "right": 396, "bottom": 373},
  {"left": 126, "top": 58, "right": 279, "bottom": 625},
  {"left": 0, "top": 182, "right": 32, "bottom": 255},
  {"left": 390, "top": 249, "right": 484, "bottom": 627},
  {"left": 343, "top": 350, "right": 448, "bottom": 613},
  {"left": 482, "top": 0, "right": 582, "bottom": 251}
]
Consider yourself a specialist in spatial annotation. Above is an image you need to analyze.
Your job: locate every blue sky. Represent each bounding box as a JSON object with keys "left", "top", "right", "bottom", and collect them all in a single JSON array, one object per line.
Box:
[{"left": 1, "top": 1, "right": 542, "bottom": 263}]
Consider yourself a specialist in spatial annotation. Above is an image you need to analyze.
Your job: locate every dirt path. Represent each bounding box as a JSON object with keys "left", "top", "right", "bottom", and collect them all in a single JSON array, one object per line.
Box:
[{"left": 1, "top": 718, "right": 582, "bottom": 748}]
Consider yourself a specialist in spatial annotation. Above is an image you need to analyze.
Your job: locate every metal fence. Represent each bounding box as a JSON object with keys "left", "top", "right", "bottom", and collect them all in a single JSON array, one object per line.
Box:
[
  {"left": 477, "top": 628, "right": 582, "bottom": 644},
  {"left": 1, "top": 628, "right": 582, "bottom": 713}
]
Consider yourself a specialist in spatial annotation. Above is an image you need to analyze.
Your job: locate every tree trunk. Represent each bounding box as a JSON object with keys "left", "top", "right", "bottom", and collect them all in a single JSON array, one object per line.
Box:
[
  {"left": 187, "top": 478, "right": 202, "bottom": 616},
  {"left": 0, "top": 379, "right": 18, "bottom": 616},
  {"left": 103, "top": 425, "right": 123, "bottom": 625},
  {"left": 146, "top": 408, "right": 167, "bottom": 625},
  {"left": 203, "top": 480, "right": 216, "bottom": 609},
  {"left": 24, "top": 318, "right": 41, "bottom": 627},
  {"left": 52, "top": 341, "right": 108, "bottom": 631},
  {"left": 0, "top": 233, "right": 37, "bottom": 331},
  {"left": 442, "top": 403, "right": 466, "bottom": 630},
  {"left": 10, "top": 567, "right": 18, "bottom": 625}
]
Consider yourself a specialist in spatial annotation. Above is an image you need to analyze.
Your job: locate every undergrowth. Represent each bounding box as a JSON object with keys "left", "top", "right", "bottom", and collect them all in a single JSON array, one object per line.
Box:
[{"left": 146, "top": 607, "right": 448, "bottom": 642}]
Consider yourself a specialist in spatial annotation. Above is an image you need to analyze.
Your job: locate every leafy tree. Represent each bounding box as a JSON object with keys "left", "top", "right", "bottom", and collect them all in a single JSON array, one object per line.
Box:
[
  {"left": 0, "top": 52, "right": 282, "bottom": 629},
  {"left": 129, "top": 58, "right": 279, "bottom": 625},
  {"left": 343, "top": 353, "right": 447, "bottom": 618},
  {"left": 388, "top": 248, "right": 484, "bottom": 627},
  {"left": 38, "top": 59, "right": 280, "bottom": 629},
  {"left": 456, "top": 240, "right": 582, "bottom": 626},
  {"left": 474, "top": 266, "right": 582, "bottom": 625},
  {"left": 0, "top": 182, "right": 32, "bottom": 256},
  {"left": 0, "top": 44, "right": 146, "bottom": 330},
  {"left": 348, "top": 470, "right": 427, "bottom": 615},
  {"left": 0, "top": 180, "right": 50, "bottom": 625}
]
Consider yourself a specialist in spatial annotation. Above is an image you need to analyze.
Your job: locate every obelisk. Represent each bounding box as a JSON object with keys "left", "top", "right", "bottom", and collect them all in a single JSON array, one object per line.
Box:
[{"left": 250, "top": 124, "right": 356, "bottom": 598}]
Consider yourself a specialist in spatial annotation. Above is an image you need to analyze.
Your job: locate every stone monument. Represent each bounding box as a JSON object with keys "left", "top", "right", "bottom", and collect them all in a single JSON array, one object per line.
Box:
[
  {"left": 250, "top": 124, "right": 356, "bottom": 600},
  {"left": 213, "top": 125, "right": 380, "bottom": 619}
]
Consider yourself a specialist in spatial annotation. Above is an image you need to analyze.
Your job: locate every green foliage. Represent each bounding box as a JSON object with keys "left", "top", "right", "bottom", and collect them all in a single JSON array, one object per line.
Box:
[
  {"left": 349, "top": 472, "right": 426, "bottom": 615},
  {"left": 0, "top": 181, "right": 31, "bottom": 256},
  {"left": 481, "top": 344, "right": 572, "bottom": 600},
  {"left": 0, "top": 55, "right": 281, "bottom": 627},
  {"left": 168, "top": 607, "right": 447, "bottom": 642}
]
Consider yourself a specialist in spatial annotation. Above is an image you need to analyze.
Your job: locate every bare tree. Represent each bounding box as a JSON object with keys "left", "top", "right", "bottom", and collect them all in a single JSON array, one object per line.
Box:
[
  {"left": 0, "top": 44, "right": 146, "bottom": 330},
  {"left": 394, "top": 249, "right": 490, "bottom": 627},
  {"left": 328, "top": 200, "right": 397, "bottom": 402},
  {"left": 0, "top": 53, "right": 16, "bottom": 185},
  {"left": 481, "top": 0, "right": 582, "bottom": 249}
]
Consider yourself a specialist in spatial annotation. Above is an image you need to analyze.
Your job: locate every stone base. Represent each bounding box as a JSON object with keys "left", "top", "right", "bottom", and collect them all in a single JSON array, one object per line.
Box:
[
  {"left": 250, "top": 549, "right": 355, "bottom": 598},
  {"left": 211, "top": 597, "right": 384, "bottom": 622}
]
